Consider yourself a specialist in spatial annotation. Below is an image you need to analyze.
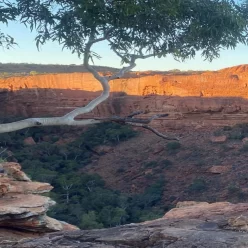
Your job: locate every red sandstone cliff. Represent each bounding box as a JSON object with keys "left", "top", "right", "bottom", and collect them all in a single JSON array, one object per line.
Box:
[{"left": 1, "top": 64, "right": 248, "bottom": 128}]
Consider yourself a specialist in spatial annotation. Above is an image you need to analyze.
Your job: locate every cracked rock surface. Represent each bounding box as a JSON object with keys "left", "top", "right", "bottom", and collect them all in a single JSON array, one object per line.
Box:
[
  {"left": 0, "top": 162, "right": 78, "bottom": 242},
  {"left": 9, "top": 201, "right": 248, "bottom": 248}
]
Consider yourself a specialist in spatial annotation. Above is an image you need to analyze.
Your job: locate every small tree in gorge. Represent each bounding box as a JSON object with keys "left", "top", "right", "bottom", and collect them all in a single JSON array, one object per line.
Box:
[{"left": 1, "top": 0, "right": 248, "bottom": 138}]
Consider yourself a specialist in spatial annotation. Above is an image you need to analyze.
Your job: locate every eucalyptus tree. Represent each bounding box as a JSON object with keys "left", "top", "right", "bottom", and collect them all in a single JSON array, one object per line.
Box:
[
  {"left": 0, "top": 0, "right": 248, "bottom": 137},
  {"left": 0, "top": 1, "right": 17, "bottom": 49}
]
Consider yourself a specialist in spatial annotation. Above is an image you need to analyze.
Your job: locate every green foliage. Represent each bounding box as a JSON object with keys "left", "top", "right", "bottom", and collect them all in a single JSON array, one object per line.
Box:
[
  {"left": 80, "top": 211, "right": 103, "bottom": 229},
  {"left": 160, "top": 159, "right": 173, "bottom": 168},
  {"left": 228, "top": 130, "right": 244, "bottom": 140},
  {"left": 241, "top": 143, "right": 248, "bottom": 152},
  {"left": 0, "top": 157, "right": 6, "bottom": 163},
  {"left": 143, "top": 161, "right": 159, "bottom": 168},
  {"left": 143, "top": 159, "right": 172, "bottom": 170},
  {"left": 0, "top": 124, "right": 165, "bottom": 228},
  {"left": 138, "top": 209, "right": 164, "bottom": 222},
  {"left": 73, "top": 122, "right": 137, "bottom": 148},
  {"left": 195, "top": 159, "right": 206, "bottom": 167},
  {"left": 223, "top": 126, "right": 232, "bottom": 131},
  {"left": 166, "top": 141, "right": 181, "bottom": 151},
  {"left": 0, "top": 1, "right": 17, "bottom": 49},
  {"left": 224, "top": 123, "right": 248, "bottom": 140},
  {"left": 188, "top": 178, "right": 207, "bottom": 193},
  {"left": 116, "top": 167, "right": 126, "bottom": 174},
  {"left": 228, "top": 184, "right": 241, "bottom": 194},
  {"left": 3, "top": 1, "right": 248, "bottom": 62},
  {"left": 29, "top": 70, "right": 38, "bottom": 75}
]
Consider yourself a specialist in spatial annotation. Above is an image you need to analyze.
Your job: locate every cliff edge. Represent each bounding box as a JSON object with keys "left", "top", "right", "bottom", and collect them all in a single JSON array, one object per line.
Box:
[
  {"left": 0, "top": 162, "right": 78, "bottom": 243},
  {"left": 2, "top": 64, "right": 248, "bottom": 128},
  {"left": 9, "top": 201, "right": 248, "bottom": 248}
]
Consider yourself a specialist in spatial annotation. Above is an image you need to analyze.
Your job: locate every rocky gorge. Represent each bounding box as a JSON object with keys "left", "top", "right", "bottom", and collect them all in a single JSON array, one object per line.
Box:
[
  {"left": 2, "top": 161, "right": 248, "bottom": 247},
  {"left": 2, "top": 64, "right": 248, "bottom": 247}
]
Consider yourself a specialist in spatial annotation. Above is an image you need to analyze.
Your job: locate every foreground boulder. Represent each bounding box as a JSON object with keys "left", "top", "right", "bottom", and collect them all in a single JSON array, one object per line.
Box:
[
  {"left": 0, "top": 162, "right": 78, "bottom": 242},
  {"left": 9, "top": 201, "right": 248, "bottom": 248}
]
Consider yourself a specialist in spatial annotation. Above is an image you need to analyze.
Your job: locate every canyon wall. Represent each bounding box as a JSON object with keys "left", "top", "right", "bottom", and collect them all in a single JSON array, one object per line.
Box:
[{"left": 1, "top": 64, "right": 248, "bottom": 128}]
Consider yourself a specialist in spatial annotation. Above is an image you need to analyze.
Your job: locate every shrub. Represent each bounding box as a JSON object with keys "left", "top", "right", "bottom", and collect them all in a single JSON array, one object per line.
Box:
[
  {"left": 228, "top": 131, "right": 244, "bottom": 140},
  {"left": 241, "top": 143, "right": 248, "bottom": 152},
  {"left": 144, "top": 161, "right": 159, "bottom": 168},
  {"left": 228, "top": 184, "right": 240, "bottom": 194},
  {"left": 223, "top": 126, "right": 232, "bottom": 131},
  {"left": 195, "top": 159, "right": 206, "bottom": 167},
  {"left": 0, "top": 157, "right": 6, "bottom": 163},
  {"left": 29, "top": 71, "right": 38, "bottom": 75},
  {"left": 160, "top": 159, "right": 173, "bottom": 168},
  {"left": 188, "top": 178, "right": 207, "bottom": 193},
  {"left": 116, "top": 168, "right": 126, "bottom": 173},
  {"left": 227, "top": 123, "right": 248, "bottom": 140},
  {"left": 166, "top": 141, "right": 181, "bottom": 151}
]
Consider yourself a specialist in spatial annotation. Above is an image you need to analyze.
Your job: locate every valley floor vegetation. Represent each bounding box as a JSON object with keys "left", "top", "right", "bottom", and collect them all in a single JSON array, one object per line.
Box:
[{"left": 0, "top": 120, "right": 166, "bottom": 229}]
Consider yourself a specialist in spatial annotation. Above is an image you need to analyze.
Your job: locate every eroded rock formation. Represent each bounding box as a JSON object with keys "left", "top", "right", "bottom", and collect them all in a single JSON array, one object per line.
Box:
[
  {"left": 1, "top": 64, "right": 248, "bottom": 128},
  {"left": 8, "top": 201, "right": 248, "bottom": 248},
  {"left": 0, "top": 162, "right": 78, "bottom": 243}
]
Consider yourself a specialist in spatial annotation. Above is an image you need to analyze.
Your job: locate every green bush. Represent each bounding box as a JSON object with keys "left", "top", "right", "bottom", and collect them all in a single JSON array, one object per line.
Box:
[
  {"left": 0, "top": 123, "right": 168, "bottom": 229},
  {"left": 144, "top": 161, "right": 159, "bottom": 168},
  {"left": 0, "top": 157, "right": 6, "bottom": 163},
  {"left": 223, "top": 126, "right": 232, "bottom": 131},
  {"left": 195, "top": 159, "right": 206, "bottom": 167},
  {"left": 226, "top": 123, "right": 248, "bottom": 140},
  {"left": 29, "top": 71, "right": 38, "bottom": 75},
  {"left": 166, "top": 141, "right": 181, "bottom": 151},
  {"left": 241, "top": 143, "right": 248, "bottom": 152},
  {"left": 116, "top": 168, "right": 126, "bottom": 173},
  {"left": 228, "top": 184, "right": 240, "bottom": 194},
  {"left": 160, "top": 159, "right": 173, "bottom": 168},
  {"left": 228, "top": 131, "right": 244, "bottom": 140},
  {"left": 188, "top": 178, "right": 207, "bottom": 193}
]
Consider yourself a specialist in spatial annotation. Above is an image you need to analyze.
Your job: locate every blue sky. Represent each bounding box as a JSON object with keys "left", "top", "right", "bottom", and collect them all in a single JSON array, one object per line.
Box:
[{"left": 1, "top": 21, "right": 248, "bottom": 71}]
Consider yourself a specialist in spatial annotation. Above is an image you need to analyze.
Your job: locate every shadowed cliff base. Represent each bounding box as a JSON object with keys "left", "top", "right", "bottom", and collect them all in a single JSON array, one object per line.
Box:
[
  {"left": 1, "top": 64, "right": 248, "bottom": 129},
  {"left": 1, "top": 88, "right": 248, "bottom": 129}
]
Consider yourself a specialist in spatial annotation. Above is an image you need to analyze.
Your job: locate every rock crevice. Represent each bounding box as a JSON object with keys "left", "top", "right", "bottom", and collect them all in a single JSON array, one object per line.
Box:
[{"left": 9, "top": 201, "right": 248, "bottom": 248}]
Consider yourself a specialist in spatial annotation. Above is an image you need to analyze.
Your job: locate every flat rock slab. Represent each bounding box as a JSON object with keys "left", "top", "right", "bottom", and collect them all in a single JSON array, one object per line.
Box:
[
  {"left": 9, "top": 219, "right": 248, "bottom": 248},
  {"left": 0, "top": 194, "right": 55, "bottom": 218},
  {"left": 10, "top": 201, "right": 248, "bottom": 248}
]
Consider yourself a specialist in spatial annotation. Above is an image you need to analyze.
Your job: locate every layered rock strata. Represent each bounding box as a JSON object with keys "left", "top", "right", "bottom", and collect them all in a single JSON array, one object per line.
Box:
[
  {"left": 8, "top": 201, "right": 248, "bottom": 248},
  {"left": 0, "top": 162, "right": 78, "bottom": 243},
  {"left": 1, "top": 65, "right": 248, "bottom": 128},
  {"left": 8, "top": 202, "right": 248, "bottom": 248}
]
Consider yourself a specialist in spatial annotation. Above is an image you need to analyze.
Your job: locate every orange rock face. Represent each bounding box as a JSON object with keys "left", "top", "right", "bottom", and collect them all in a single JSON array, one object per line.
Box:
[
  {"left": 1, "top": 64, "right": 248, "bottom": 128},
  {"left": 0, "top": 162, "right": 79, "bottom": 242}
]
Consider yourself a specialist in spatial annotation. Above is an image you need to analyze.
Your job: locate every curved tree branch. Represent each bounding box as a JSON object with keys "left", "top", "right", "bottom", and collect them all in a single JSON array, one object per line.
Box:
[
  {"left": 94, "top": 112, "right": 178, "bottom": 140},
  {"left": 0, "top": 31, "right": 111, "bottom": 133},
  {"left": 0, "top": 29, "right": 138, "bottom": 133},
  {"left": 0, "top": 29, "right": 178, "bottom": 141}
]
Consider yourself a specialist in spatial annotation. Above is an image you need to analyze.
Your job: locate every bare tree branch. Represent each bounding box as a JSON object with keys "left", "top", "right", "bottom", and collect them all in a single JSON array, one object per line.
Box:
[
  {"left": 94, "top": 112, "right": 178, "bottom": 140},
  {"left": 108, "top": 57, "right": 136, "bottom": 80},
  {"left": 0, "top": 30, "right": 116, "bottom": 133},
  {"left": 140, "top": 125, "right": 179, "bottom": 141},
  {"left": 64, "top": 31, "right": 111, "bottom": 121},
  {"left": 127, "top": 111, "right": 145, "bottom": 118},
  {"left": 0, "top": 29, "right": 176, "bottom": 142},
  {"left": 108, "top": 43, "right": 164, "bottom": 81}
]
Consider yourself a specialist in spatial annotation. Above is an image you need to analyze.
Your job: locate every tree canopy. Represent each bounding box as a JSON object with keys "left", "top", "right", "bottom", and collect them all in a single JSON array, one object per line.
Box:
[
  {"left": 0, "top": 0, "right": 248, "bottom": 134},
  {"left": 3, "top": 0, "right": 248, "bottom": 60}
]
